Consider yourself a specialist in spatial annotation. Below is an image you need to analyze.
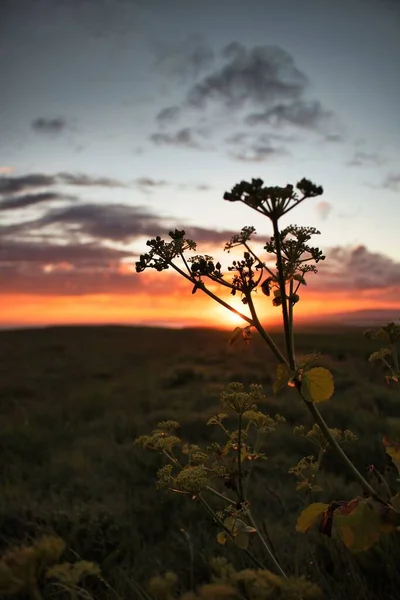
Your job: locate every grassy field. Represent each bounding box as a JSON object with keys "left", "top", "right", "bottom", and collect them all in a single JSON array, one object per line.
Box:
[{"left": 1, "top": 324, "right": 400, "bottom": 599}]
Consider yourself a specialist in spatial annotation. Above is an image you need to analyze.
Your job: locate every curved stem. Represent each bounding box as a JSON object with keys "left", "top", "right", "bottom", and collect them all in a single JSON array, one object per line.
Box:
[
  {"left": 198, "top": 495, "right": 267, "bottom": 570},
  {"left": 205, "top": 485, "right": 236, "bottom": 505},
  {"left": 246, "top": 292, "right": 288, "bottom": 365},
  {"left": 170, "top": 262, "right": 253, "bottom": 325},
  {"left": 246, "top": 511, "right": 288, "bottom": 579},
  {"left": 237, "top": 413, "right": 245, "bottom": 504},
  {"left": 300, "top": 389, "right": 381, "bottom": 500}
]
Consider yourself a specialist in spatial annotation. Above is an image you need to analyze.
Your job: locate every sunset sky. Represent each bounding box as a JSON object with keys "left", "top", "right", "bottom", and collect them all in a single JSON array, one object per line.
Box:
[{"left": 1, "top": 0, "right": 400, "bottom": 329}]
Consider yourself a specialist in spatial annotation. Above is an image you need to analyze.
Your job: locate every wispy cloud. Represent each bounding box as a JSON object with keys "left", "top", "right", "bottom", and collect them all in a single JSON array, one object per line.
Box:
[
  {"left": 153, "top": 35, "right": 215, "bottom": 80},
  {"left": 186, "top": 43, "right": 307, "bottom": 109},
  {"left": 156, "top": 106, "right": 182, "bottom": 126},
  {"left": 245, "top": 100, "right": 332, "bottom": 132},
  {"left": 150, "top": 128, "right": 205, "bottom": 149},
  {"left": 1, "top": 201, "right": 238, "bottom": 246},
  {"left": 382, "top": 173, "right": 400, "bottom": 191},
  {"left": 0, "top": 172, "right": 127, "bottom": 195},
  {"left": 226, "top": 132, "right": 288, "bottom": 162},
  {"left": 347, "top": 150, "right": 386, "bottom": 167},
  {"left": 31, "top": 117, "right": 67, "bottom": 134},
  {"left": 135, "top": 177, "right": 169, "bottom": 189},
  {"left": 317, "top": 245, "right": 400, "bottom": 290},
  {"left": 0, "top": 192, "right": 75, "bottom": 211},
  {"left": 152, "top": 42, "right": 338, "bottom": 161}
]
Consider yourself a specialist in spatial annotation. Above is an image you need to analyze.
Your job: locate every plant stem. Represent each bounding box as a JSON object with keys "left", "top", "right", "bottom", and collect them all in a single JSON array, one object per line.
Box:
[
  {"left": 288, "top": 279, "right": 296, "bottom": 367},
  {"left": 246, "top": 292, "right": 288, "bottom": 365},
  {"left": 170, "top": 262, "right": 253, "bottom": 325},
  {"left": 247, "top": 511, "right": 288, "bottom": 579},
  {"left": 391, "top": 342, "right": 400, "bottom": 373},
  {"left": 271, "top": 217, "right": 295, "bottom": 369},
  {"left": 237, "top": 413, "right": 245, "bottom": 504},
  {"left": 300, "top": 391, "right": 381, "bottom": 500},
  {"left": 205, "top": 485, "right": 236, "bottom": 505},
  {"left": 269, "top": 215, "right": 381, "bottom": 502},
  {"left": 198, "top": 495, "right": 267, "bottom": 570}
]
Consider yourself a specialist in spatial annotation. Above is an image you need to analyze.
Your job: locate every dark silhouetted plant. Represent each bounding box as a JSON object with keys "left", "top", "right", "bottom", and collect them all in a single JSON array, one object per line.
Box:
[{"left": 135, "top": 177, "right": 400, "bottom": 594}]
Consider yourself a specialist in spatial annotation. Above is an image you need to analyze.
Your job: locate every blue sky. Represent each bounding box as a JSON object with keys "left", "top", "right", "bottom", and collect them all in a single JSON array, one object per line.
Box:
[{"left": 1, "top": 0, "right": 400, "bottom": 326}]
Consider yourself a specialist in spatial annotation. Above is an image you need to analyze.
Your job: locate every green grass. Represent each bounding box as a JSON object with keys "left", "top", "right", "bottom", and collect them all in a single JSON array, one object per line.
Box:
[{"left": 0, "top": 325, "right": 400, "bottom": 599}]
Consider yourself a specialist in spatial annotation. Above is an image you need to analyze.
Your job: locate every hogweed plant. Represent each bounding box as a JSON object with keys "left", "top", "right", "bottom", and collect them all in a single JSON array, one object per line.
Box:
[{"left": 135, "top": 177, "right": 400, "bottom": 591}]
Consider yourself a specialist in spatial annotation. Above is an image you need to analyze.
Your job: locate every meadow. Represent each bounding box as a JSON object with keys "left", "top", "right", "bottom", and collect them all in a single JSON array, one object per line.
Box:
[{"left": 1, "top": 324, "right": 400, "bottom": 599}]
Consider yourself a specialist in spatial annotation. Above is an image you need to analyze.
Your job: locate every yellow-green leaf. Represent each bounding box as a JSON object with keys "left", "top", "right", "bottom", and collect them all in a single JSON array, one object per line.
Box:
[
  {"left": 301, "top": 367, "right": 334, "bottom": 403},
  {"left": 334, "top": 499, "right": 381, "bottom": 552},
  {"left": 223, "top": 517, "right": 234, "bottom": 531},
  {"left": 383, "top": 436, "right": 400, "bottom": 472},
  {"left": 216, "top": 531, "right": 227, "bottom": 545},
  {"left": 296, "top": 481, "right": 310, "bottom": 491},
  {"left": 296, "top": 503, "right": 329, "bottom": 533},
  {"left": 273, "top": 363, "right": 291, "bottom": 394},
  {"left": 229, "top": 327, "right": 243, "bottom": 346},
  {"left": 235, "top": 519, "right": 257, "bottom": 534}
]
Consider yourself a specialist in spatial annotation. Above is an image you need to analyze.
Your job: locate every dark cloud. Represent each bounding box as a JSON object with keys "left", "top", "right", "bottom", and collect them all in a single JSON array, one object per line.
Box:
[
  {"left": 156, "top": 106, "right": 182, "bottom": 126},
  {"left": 31, "top": 204, "right": 162, "bottom": 242},
  {"left": 0, "top": 265, "right": 141, "bottom": 296},
  {"left": 186, "top": 43, "right": 307, "bottom": 109},
  {"left": 347, "top": 150, "right": 386, "bottom": 167},
  {"left": 382, "top": 173, "right": 400, "bottom": 191},
  {"left": 0, "top": 192, "right": 75, "bottom": 211},
  {"left": 57, "top": 173, "right": 126, "bottom": 187},
  {"left": 227, "top": 133, "right": 287, "bottom": 162},
  {"left": 317, "top": 245, "right": 400, "bottom": 290},
  {"left": 150, "top": 128, "right": 204, "bottom": 149},
  {"left": 31, "top": 117, "right": 67, "bottom": 134},
  {"left": 135, "top": 177, "right": 169, "bottom": 188},
  {"left": 324, "top": 133, "right": 343, "bottom": 143},
  {"left": 230, "top": 145, "right": 286, "bottom": 163},
  {"left": 245, "top": 100, "right": 332, "bottom": 132},
  {"left": 2, "top": 202, "right": 238, "bottom": 246},
  {"left": 1, "top": 240, "right": 131, "bottom": 265},
  {"left": 0, "top": 173, "right": 126, "bottom": 195},
  {"left": 0, "top": 174, "right": 56, "bottom": 195},
  {"left": 153, "top": 35, "right": 215, "bottom": 80},
  {"left": 153, "top": 43, "right": 336, "bottom": 158},
  {"left": 134, "top": 178, "right": 212, "bottom": 192},
  {"left": 194, "top": 184, "right": 212, "bottom": 191}
]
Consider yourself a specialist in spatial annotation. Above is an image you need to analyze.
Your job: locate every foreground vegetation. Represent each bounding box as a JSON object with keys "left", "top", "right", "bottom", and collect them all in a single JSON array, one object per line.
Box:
[{"left": 1, "top": 324, "right": 400, "bottom": 598}]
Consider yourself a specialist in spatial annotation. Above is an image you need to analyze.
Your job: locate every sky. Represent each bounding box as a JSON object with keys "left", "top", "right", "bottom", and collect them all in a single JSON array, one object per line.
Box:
[{"left": 1, "top": 0, "right": 400, "bottom": 329}]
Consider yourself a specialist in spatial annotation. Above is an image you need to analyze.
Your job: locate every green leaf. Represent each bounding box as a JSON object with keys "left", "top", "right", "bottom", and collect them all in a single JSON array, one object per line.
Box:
[
  {"left": 301, "top": 367, "right": 334, "bottom": 403},
  {"left": 296, "top": 503, "right": 329, "bottom": 533},
  {"left": 273, "top": 363, "right": 291, "bottom": 394},
  {"left": 334, "top": 498, "right": 381, "bottom": 552}
]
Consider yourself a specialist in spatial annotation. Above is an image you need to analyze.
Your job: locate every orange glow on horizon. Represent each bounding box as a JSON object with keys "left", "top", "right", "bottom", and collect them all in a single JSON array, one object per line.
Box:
[{"left": 1, "top": 286, "right": 400, "bottom": 330}]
